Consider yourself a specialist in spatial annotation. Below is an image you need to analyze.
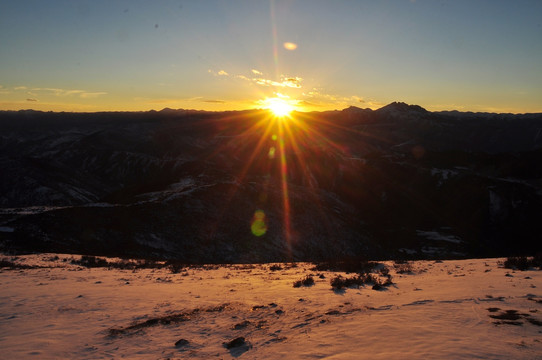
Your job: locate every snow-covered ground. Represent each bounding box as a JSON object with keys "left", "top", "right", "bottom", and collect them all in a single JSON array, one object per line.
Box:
[{"left": 0, "top": 254, "right": 541, "bottom": 359}]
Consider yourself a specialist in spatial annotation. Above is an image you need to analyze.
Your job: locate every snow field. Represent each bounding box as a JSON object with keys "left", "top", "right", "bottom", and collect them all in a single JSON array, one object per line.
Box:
[{"left": 0, "top": 255, "right": 541, "bottom": 359}]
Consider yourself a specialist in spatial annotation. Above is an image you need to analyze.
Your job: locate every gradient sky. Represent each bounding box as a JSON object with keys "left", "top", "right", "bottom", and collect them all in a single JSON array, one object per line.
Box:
[{"left": 1, "top": 0, "right": 541, "bottom": 113}]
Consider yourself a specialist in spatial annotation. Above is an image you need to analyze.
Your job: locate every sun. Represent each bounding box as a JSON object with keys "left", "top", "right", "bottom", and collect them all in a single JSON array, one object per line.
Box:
[{"left": 263, "top": 97, "right": 295, "bottom": 117}]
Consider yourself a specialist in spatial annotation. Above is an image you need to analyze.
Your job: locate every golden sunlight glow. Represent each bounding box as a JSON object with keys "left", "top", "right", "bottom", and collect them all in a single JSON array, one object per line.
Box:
[{"left": 263, "top": 97, "right": 295, "bottom": 117}]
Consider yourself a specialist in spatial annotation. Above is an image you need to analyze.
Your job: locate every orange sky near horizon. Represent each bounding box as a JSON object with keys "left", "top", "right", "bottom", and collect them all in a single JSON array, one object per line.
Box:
[{"left": 1, "top": 1, "right": 541, "bottom": 114}]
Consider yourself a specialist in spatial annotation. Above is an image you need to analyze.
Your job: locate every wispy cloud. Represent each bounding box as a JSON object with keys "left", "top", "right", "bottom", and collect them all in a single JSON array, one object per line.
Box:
[
  {"left": 202, "top": 99, "right": 226, "bottom": 103},
  {"left": 209, "top": 68, "right": 302, "bottom": 89},
  {"left": 281, "top": 77, "right": 302, "bottom": 88},
  {"left": 251, "top": 75, "right": 303, "bottom": 88},
  {"left": 206, "top": 68, "right": 381, "bottom": 111},
  {"left": 135, "top": 96, "right": 207, "bottom": 105},
  {"left": 28, "top": 87, "right": 107, "bottom": 98},
  {"left": 208, "top": 69, "right": 230, "bottom": 77},
  {"left": 14, "top": 86, "right": 27, "bottom": 90},
  {"left": 79, "top": 92, "right": 107, "bottom": 99},
  {"left": 26, "top": 98, "right": 38, "bottom": 102},
  {"left": 301, "top": 89, "right": 382, "bottom": 109},
  {"left": 297, "top": 100, "right": 321, "bottom": 107}
]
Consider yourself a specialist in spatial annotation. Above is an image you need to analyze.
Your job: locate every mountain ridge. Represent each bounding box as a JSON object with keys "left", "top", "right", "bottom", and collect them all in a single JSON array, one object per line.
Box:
[
  {"left": 2, "top": 101, "right": 541, "bottom": 116},
  {"left": 1, "top": 106, "right": 542, "bottom": 262}
]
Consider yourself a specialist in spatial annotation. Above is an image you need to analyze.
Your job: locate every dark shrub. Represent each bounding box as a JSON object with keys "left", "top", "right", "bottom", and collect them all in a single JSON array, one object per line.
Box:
[
  {"left": 71, "top": 255, "right": 109, "bottom": 268},
  {"left": 293, "top": 275, "right": 315, "bottom": 288},
  {"left": 0, "top": 258, "right": 35, "bottom": 269},
  {"left": 504, "top": 256, "right": 542, "bottom": 271},
  {"left": 71, "top": 255, "right": 162, "bottom": 270},
  {"left": 330, "top": 275, "right": 364, "bottom": 290},
  {"left": 330, "top": 273, "right": 393, "bottom": 291},
  {"left": 394, "top": 262, "right": 414, "bottom": 274},
  {"left": 168, "top": 261, "right": 185, "bottom": 274}
]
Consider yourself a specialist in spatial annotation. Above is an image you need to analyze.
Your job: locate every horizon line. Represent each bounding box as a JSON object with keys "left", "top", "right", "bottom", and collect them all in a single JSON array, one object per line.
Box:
[{"left": 2, "top": 103, "right": 541, "bottom": 116}]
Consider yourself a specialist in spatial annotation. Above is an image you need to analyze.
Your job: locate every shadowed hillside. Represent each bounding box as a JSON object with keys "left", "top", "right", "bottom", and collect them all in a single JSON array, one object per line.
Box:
[{"left": 2, "top": 104, "right": 542, "bottom": 262}]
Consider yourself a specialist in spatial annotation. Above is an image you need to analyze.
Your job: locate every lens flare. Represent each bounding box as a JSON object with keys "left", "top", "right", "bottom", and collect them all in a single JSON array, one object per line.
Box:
[
  {"left": 283, "top": 42, "right": 298, "bottom": 50},
  {"left": 268, "top": 146, "right": 276, "bottom": 159},
  {"left": 251, "top": 210, "right": 268, "bottom": 237}
]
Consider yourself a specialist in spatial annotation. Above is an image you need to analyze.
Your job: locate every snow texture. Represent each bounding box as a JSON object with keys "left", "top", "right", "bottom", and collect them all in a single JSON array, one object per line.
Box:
[{"left": 0, "top": 255, "right": 541, "bottom": 359}]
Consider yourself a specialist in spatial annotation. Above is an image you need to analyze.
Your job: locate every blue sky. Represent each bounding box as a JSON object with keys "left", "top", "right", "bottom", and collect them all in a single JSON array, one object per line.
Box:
[{"left": 1, "top": 0, "right": 541, "bottom": 112}]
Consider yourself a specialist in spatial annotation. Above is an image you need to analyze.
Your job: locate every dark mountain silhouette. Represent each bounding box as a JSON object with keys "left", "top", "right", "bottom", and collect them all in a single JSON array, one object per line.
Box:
[{"left": 1, "top": 103, "right": 542, "bottom": 262}]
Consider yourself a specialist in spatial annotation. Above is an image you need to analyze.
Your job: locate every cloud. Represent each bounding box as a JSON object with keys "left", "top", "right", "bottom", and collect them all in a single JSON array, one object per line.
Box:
[
  {"left": 31, "top": 88, "right": 67, "bottom": 96},
  {"left": 297, "top": 100, "right": 321, "bottom": 107},
  {"left": 283, "top": 42, "right": 298, "bottom": 50},
  {"left": 30, "top": 87, "right": 106, "bottom": 98},
  {"left": 15, "top": 86, "right": 27, "bottom": 90},
  {"left": 26, "top": 98, "right": 38, "bottom": 102},
  {"left": 275, "top": 92, "right": 290, "bottom": 99},
  {"left": 280, "top": 76, "right": 302, "bottom": 88},
  {"left": 300, "top": 89, "right": 382, "bottom": 110},
  {"left": 202, "top": 99, "right": 226, "bottom": 103},
  {"left": 79, "top": 92, "right": 107, "bottom": 99},
  {"left": 210, "top": 68, "right": 303, "bottom": 89},
  {"left": 351, "top": 95, "right": 365, "bottom": 103},
  {"left": 251, "top": 75, "right": 302, "bottom": 88},
  {"left": 254, "top": 78, "right": 282, "bottom": 87},
  {"left": 136, "top": 96, "right": 206, "bottom": 105},
  {"left": 208, "top": 69, "right": 230, "bottom": 77}
]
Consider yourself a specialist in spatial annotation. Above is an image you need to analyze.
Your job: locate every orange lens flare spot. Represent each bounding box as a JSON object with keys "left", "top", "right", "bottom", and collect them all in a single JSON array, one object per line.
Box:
[
  {"left": 251, "top": 210, "right": 268, "bottom": 237},
  {"left": 283, "top": 42, "right": 298, "bottom": 50}
]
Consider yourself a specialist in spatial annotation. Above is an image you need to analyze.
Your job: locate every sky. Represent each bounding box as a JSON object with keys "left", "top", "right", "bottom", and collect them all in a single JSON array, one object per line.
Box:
[{"left": 1, "top": 0, "right": 541, "bottom": 113}]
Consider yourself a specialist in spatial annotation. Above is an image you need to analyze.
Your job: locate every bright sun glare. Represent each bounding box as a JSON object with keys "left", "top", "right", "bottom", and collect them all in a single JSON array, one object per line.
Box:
[{"left": 264, "top": 97, "right": 294, "bottom": 117}]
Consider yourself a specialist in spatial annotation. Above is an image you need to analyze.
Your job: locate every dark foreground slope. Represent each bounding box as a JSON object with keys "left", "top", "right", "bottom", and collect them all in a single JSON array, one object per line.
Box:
[{"left": 2, "top": 103, "right": 542, "bottom": 262}]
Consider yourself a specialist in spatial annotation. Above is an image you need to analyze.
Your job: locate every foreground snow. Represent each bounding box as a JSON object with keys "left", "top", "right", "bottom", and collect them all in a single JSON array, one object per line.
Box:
[{"left": 0, "top": 255, "right": 541, "bottom": 359}]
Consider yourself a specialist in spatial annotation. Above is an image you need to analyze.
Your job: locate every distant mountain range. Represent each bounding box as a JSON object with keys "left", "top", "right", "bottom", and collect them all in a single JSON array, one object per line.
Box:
[{"left": 2, "top": 103, "right": 542, "bottom": 262}]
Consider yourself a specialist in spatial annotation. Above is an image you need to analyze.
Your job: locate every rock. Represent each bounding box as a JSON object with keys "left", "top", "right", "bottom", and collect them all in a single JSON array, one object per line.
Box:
[
  {"left": 224, "top": 337, "right": 246, "bottom": 349},
  {"left": 175, "top": 339, "right": 189, "bottom": 347},
  {"left": 232, "top": 321, "right": 251, "bottom": 330}
]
